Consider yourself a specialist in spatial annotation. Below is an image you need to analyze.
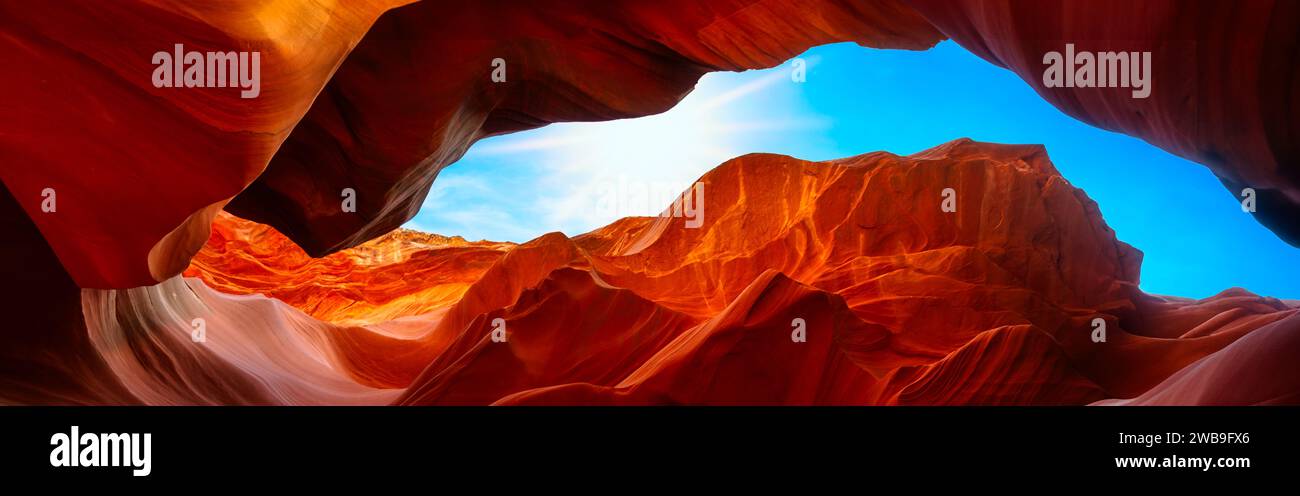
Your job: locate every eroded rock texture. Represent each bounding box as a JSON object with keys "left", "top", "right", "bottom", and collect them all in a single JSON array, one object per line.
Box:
[
  {"left": 0, "top": 0, "right": 413, "bottom": 288},
  {"left": 0, "top": 1, "right": 1295, "bottom": 405},
  {"left": 75, "top": 141, "right": 1299, "bottom": 405},
  {"left": 7, "top": 0, "right": 1293, "bottom": 290},
  {"left": 906, "top": 0, "right": 1300, "bottom": 245}
]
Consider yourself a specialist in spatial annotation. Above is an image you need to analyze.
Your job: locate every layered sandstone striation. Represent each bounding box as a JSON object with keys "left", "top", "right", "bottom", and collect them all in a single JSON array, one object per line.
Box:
[
  {"left": 906, "top": 0, "right": 1300, "bottom": 245},
  {"left": 1, "top": 1, "right": 1295, "bottom": 406},
  {"left": 185, "top": 213, "right": 513, "bottom": 325},
  {"left": 0, "top": 0, "right": 415, "bottom": 288},
  {"left": 5, "top": 1, "right": 1293, "bottom": 292},
  {"left": 57, "top": 140, "right": 1297, "bottom": 405}
]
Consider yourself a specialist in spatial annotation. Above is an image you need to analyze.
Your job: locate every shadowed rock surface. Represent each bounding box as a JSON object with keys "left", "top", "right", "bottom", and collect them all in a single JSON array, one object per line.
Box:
[
  {"left": 3, "top": 1, "right": 1294, "bottom": 289},
  {"left": 68, "top": 140, "right": 1298, "bottom": 405}
]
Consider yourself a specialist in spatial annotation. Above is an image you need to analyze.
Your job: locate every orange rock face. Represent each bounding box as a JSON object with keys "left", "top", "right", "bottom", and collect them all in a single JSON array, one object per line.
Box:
[
  {"left": 61, "top": 140, "right": 1295, "bottom": 405},
  {"left": 185, "top": 213, "right": 512, "bottom": 325},
  {"left": 0, "top": 2, "right": 1296, "bottom": 406},
  {"left": 0, "top": 0, "right": 413, "bottom": 288},
  {"left": 906, "top": 0, "right": 1300, "bottom": 245},
  {"left": 9, "top": 0, "right": 1293, "bottom": 292}
]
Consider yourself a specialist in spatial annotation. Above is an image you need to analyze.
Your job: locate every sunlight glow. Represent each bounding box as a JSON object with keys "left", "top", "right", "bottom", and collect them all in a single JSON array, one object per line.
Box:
[
  {"left": 404, "top": 41, "right": 1300, "bottom": 299},
  {"left": 465, "top": 64, "right": 823, "bottom": 233}
]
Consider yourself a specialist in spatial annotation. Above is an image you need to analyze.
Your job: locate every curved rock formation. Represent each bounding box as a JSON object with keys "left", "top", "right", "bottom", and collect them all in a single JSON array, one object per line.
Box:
[
  {"left": 224, "top": 0, "right": 945, "bottom": 259},
  {"left": 81, "top": 277, "right": 401, "bottom": 405},
  {"left": 497, "top": 139, "right": 1299, "bottom": 405},
  {"left": 1, "top": 2, "right": 1295, "bottom": 406},
  {"left": 0, "top": 0, "right": 411, "bottom": 288},
  {"left": 0, "top": 188, "right": 136, "bottom": 405},
  {"left": 235, "top": 0, "right": 1299, "bottom": 262},
  {"left": 1092, "top": 312, "right": 1300, "bottom": 405},
  {"left": 185, "top": 212, "right": 512, "bottom": 325},
  {"left": 58, "top": 140, "right": 1298, "bottom": 405},
  {"left": 906, "top": 0, "right": 1300, "bottom": 245},
  {"left": 8, "top": 1, "right": 1292, "bottom": 292}
]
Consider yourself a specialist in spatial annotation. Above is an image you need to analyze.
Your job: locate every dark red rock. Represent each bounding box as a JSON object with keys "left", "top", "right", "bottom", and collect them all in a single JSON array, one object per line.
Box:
[{"left": 74, "top": 140, "right": 1300, "bottom": 405}]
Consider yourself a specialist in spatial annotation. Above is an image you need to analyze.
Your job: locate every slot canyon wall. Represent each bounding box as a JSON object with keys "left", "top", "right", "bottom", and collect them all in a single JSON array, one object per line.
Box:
[{"left": 0, "top": 0, "right": 1296, "bottom": 405}]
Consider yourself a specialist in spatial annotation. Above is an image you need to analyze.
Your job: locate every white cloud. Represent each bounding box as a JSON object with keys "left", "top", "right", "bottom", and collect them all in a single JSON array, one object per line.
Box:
[{"left": 405, "top": 58, "right": 817, "bottom": 241}]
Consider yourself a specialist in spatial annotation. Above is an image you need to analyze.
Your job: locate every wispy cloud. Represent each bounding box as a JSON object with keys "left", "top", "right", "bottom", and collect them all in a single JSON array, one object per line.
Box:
[{"left": 404, "top": 53, "right": 819, "bottom": 242}]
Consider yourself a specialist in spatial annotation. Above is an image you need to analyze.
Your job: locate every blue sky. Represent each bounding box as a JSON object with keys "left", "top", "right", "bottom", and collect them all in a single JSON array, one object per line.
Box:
[{"left": 407, "top": 41, "right": 1300, "bottom": 300}]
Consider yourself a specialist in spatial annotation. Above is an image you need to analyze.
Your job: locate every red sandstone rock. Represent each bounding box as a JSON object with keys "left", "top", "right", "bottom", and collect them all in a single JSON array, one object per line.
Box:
[
  {"left": 1, "top": 1, "right": 1296, "bottom": 406},
  {"left": 905, "top": 0, "right": 1300, "bottom": 244},
  {"left": 60, "top": 140, "right": 1298, "bottom": 405},
  {"left": 185, "top": 212, "right": 512, "bottom": 325},
  {"left": 0, "top": 0, "right": 409, "bottom": 288},
  {"left": 226, "top": 0, "right": 945, "bottom": 260},
  {"left": 0, "top": 189, "right": 136, "bottom": 404},
  {"left": 4, "top": 1, "right": 1295, "bottom": 290}
]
